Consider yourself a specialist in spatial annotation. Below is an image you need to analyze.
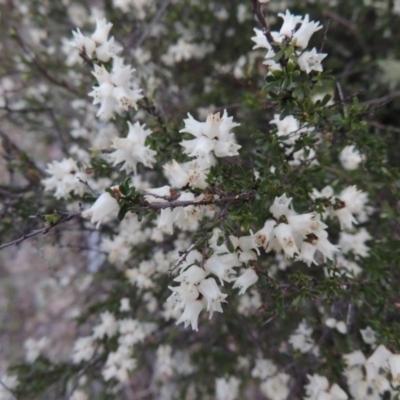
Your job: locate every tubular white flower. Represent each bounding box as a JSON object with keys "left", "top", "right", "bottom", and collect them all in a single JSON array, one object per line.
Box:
[
  {"left": 339, "top": 145, "right": 364, "bottom": 170},
  {"left": 336, "top": 321, "right": 348, "bottom": 334},
  {"left": 42, "top": 157, "right": 90, "bottom": 199},
  {"left": 89, "top": 58, "right": 143, "bottom": 120},
  {"left": 389, "top": 355, "right": 400, "bottom": 382},
  {"left": 163, "top": 159, "right": 190, "bottom": 188},
  {"left": 343, "top": 350, "right": 366, "bottom": 368},
  {"left": 297, "top": 48, "right": 327, "bottom": 74},
  {"left": 360, "top": 326, "right": 377, "bottom": 346},
  {"left": 287, "top": 212, "right": 322, "bottom": 235},
  {"left": 329, "top": 384, "right": 349, "bottom": 400},
  {"left": 273, "top": 223, "right": 299, "bottom": 259},
  {"left": 232, "top": 268, "right": 258, "bottom": 295},
  {"left": 299, "top": 240, "right": 318, "bottom": 266},
  {"left": 70, "top": 29, "right": 96, "bottom": 57},
  {"left": 292, "top": 14, "right": 322, "bottom": 49},
  {"left": 251, "top": 28, "right": 274, "bottom": 56},
  {"left": 108, "top": 121, "right": 157, "bottom": 174},
  {"left": 81, "top": 189, "right": 120, "bottom": 228},
  {"left": 367, "top": 344, "right": 392, "bottom": 368},
  {"left": 339, "top": 228, "right": 371, "bottom": 258},
  {"left": 215, "top": 376, "right": 240, "bottom": 400},
  {"left": 95, "top": 37, "right": 122, "bottom": 62},
  {"left": 254, "top": 220, "right": 276, "bottom": 249},
  {"left": 204, "top": 253, "right": 240, "bottom": 285},
  {"left": 315, "top": 230, "right": 339, "bottom": 261},
  {"left": 91, "top": 18, "right": 113, "bottom": 44},
  {"left": 269, "top": 194, "right": 294, "bottom": 218},
  {"left": 180, "top": 110, "right": 241, "bottom": 162},
  {"left": 278, "top": 9, "right": 302, "bottom": 38},
  {"left": 175, "top": 299, "right": 205, "bottom": 331},
  {"left": 168, "top": 282, "right": 200, "bottom": 309},
  {"left": 197, "top": 277, "right": 227, "bottom": 317},
  {"left": 174, "top": 265, "right": 207, "bottom": 286}
]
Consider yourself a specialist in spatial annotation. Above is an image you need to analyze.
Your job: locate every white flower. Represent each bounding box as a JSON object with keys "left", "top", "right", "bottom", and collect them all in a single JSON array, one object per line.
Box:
[
  {"left": 70, "top": 29, "right": 96, "bottom": 57},
  {"left": 254, "top": 220, "right": 276, "bottom": 249},
  {"left": 175, "top": 299, "right": 205, "bottom": 331},
  {"left": 251, "top": 28, "right": 274, "bottom": 58},
  {"left": 174, "top": 265, "right": 207, "bottom": 286},
  {"left": 204, "top": 253, "right": 241, "bottom": 285},
  {"left": 260, "top": 373, "right": 291, "bottom": 400},
  {"left": 273, "top": 223, "right": 299, "bottom": 259},
  {"left": 72, "top": 336, "right": 96, "bottom": 364},
  {"left": 42, "top": 158, "right": 90, "bottom": 199},
  {"left": 215, "top": 376, "right": 240, "bottom": 400},
  {"left": 278, "top": 10, "right": 302, "bottom": 38},
  {"left": 389, "top": 354, "right": 400, "bottom": 383},
  {"left": 339, "top": 228, "right": 371, "bottom": 258},
  {"left": 91, "top": 18, "right": 113, "bottom": 44},
  {"left": 108, "top": 121, "right": 157, "bottom": 174},
  {"left": 92, "top": 311, "right": 118, "bottom": 339},
  {"left": 81, "top": 188, "right": 120, "bottom": 228},
  {"left": 298, "top": 48, "right": 327, "bottom": 74},
  {"left": 70, "top": 19, "right": 121, "bottom": 62},
  {"left": 168, "top": 282, "right": 200, "bottom": 309},
  {"left": 198, "top": 278, "right": 227, "bottom": 317},
  {"left": 69, "top": 390, "right": 88, "bottom": 400},
  {"left": 232, "top": 269, "right": 258, "bottom": 295},
  {"left": 120, "top": 298, "right": 131, "bottom": 312},
  {"left": 339, "top": 145, "right": 365, "bottom": 170},
  {"left": 334, "top": 186, "right": 365, "bottom": 230},
  {"left": 102, "top": 345, "right": 137, "bottom": 383},
  {"left": 180, "top": 110, "right": 241, "bottom": 163},
  {"left": 95, "top": 36, "right": 123, "bottom": 62},
  {"left": 156, "top": 345, "right": 173, "bottom": 381},
  {"left": 360, "top": 326, "right": 377, "bottom": 346},
  {"left": 367, "top": 344, "right": 392, "bottom": 369},
  {"left": 287, "top": 212, "right": 322, "bottom": 234},
  {"left": 343, "top": 350, "right": 366, "bottom": 367},
  {"left": 299, "top": 240, "right": 318, "bottom": 266},
  {"left": 269, "top": 194, "right": 294, "bottom": 218},
  {"left": 329, "top": 384, "right": 349, "bottom": 400},
  {"left": 0, "top": 374, "right": 19, "bottom": 400},
  {"left": 304, "top": 374, "right": 329, "bottom": 398},
  {"left": 163, "top": 159, "right": 210, "bottom": 189},
  {"left": 292, "top": 14, "right": 322, "bottom": 49},
  {"left": 336, "top": 320, "right": 348, "bottom": 334},
  {"left": 24, "top": 337, "right": 48, "bottom": 363},
  {"left": 251, "top": 358, "right": 277, "bottom": 380},
  {"left": 89, "top": 57, "right": 143, "bottom": 120}
]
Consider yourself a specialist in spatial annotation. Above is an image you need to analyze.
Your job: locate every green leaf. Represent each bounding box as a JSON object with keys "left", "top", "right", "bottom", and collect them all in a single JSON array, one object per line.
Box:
[{"left": 118, "top": 203, "right": 130, "bottom": 221}]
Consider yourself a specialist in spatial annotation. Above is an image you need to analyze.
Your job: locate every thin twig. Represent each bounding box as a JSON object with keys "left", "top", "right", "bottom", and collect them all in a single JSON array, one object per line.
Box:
[
  {"left": 249, "top": 0, "right": 277, "bottom": 50},
  {"left": 369, "top": 120, "right": 400, "bottom": 133},
  {"left": 360, "top": 90, "right": 400, "bottom": 107},
  {"left": 77, "top": 177, "right": 99, "bottom": 197},
  {"left": 137, "top": 95, "right": 168, "bottom": 134},
  {"left": 0, "top": 211, "right": 81, "bottom": 250},
  {"left": 132, "top": 0, "right": 172, "bottom": 49},
  {"left": 319, "top": 19, "right": 331, "bottom": 53}
]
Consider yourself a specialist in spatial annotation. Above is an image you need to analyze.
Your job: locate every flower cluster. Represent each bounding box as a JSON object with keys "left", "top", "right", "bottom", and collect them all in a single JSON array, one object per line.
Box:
[
  {"left": 70, "top": 18, "right": 122, "bottom": 62},
  {"left": 255, "top": 194, "right": 338, "bottom": 265},
  {"left": 107, "top": 121, "right": 157, "bottom": 174},
  {"left": 89, "top": 57, "right": 143, "bottom": 120},
  {"left": 42, "top": 158, "right": 91, "bottom": 199},
  {"left": 252, "top": 10, "right": 327, "bottom": 74}
]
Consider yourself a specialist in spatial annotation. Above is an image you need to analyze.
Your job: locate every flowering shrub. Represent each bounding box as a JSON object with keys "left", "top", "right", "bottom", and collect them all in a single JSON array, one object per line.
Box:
[{"left": 0, "top": 0, "right": 400, "bottom": 399}]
